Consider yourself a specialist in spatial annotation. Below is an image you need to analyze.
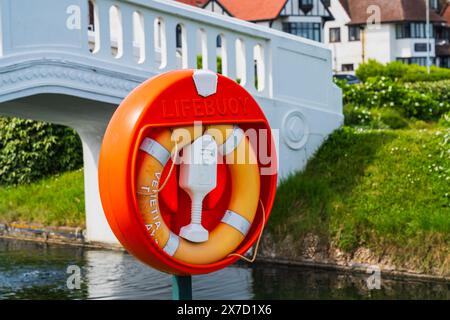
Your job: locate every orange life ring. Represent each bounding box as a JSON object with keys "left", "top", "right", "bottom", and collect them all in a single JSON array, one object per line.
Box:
[
  {"left": 136, "top": 124, "right": 260, "bottom": 265},
  {"left": 98, "top": 69, "right": 278, "bottom": 275}
]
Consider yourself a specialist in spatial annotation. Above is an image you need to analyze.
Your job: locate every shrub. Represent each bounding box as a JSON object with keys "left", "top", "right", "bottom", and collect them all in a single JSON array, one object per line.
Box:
[
  {"left": 355, "top": 59, "right": 385, "bottom": 82},
  {"left": 403, "top": 80, "right": 450, "bottom": 119},
  {"left": 0, "top": 117, "right": 83, "bottom": 185},
  {"left": 407, "top": 80, "right": 450, "bottom": 110},
  {"left": 343, "top": 104, "right": 410, "bottom": 129},
  {"left": 384, "top": 61, "right": 409, "bottom": 80},
  {"left": 378, "top": 109, "right": 409, "bottom": 129},
  {"left": 343, "top": 104, "right": 373, "bottom": 126},
  {"left": 338, "top": 77, "right": 450, "bottom": 121},
  {"left": 439, "top": 111, "right": 450, "bottom": 128},
  {"left": 356, "top": 59, "right": 450, "bottom": 83}
]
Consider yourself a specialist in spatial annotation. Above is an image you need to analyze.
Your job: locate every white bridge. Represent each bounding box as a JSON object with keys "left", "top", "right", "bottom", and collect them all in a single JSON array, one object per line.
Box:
[{"left": 0, "top": 0, "right": 342, "bottom": 244}]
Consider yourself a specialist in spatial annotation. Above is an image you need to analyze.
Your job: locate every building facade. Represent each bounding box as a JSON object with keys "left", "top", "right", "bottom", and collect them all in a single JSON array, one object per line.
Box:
[
  {"left": 176, "top": 0, "right": 450, "bottom": 72},
  {"left": 180, "top": 0, "right": 334, "bottom": 43},
  {"left": 324, "top": 0, "right": 450, "bottom": 73},
  {"left": 437, "top": 3, "right": 450, "bottom": 68}
]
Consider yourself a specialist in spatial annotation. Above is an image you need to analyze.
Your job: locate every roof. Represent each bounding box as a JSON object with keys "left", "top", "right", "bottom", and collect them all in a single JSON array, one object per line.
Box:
[
  {"left": 176, "top": 0, "right": 334, "bottom": 22},
  {"left": 339, "top": 0, "right": 446, "bottom": 25},
  {"left": 442, "top": 3, "right": 450, "bottom": 24},
  {"left": 175, "top": 0, "right": 209, "bottom": 7},
  {"left": 216, "top": 0, "right": 288, "bottom": 22}
]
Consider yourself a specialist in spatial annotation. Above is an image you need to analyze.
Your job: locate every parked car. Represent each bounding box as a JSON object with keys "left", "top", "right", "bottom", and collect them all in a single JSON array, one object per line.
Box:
[{"left": 333, "top": 74, "right": 361, "bottom": 84}]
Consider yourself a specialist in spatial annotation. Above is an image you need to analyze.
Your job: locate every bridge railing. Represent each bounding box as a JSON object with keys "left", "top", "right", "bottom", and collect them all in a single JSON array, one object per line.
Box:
[
  {"left": 0, "top": 0, "right": 339, "bottom": 112},
  {"left": 87, "top": 0, "right": 271, "bottom": 97}
]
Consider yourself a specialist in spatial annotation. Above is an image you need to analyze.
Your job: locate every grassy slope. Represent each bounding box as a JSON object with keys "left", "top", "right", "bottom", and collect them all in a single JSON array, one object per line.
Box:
[
  {"left": 0, "top": 169, "right": 85, "bottom": 227},
  {"left": 268, "top": 125, "right": 449, "bottom": 274}
]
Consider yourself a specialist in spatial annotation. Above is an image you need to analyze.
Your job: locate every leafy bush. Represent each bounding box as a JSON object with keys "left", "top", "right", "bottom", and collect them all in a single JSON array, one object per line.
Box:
[
  {"left": 338, "top": 77, "right": 450, "bottom": 121},
  {"left": 0, "top": 117, "right": 83, "bottom": 185},
  {"left": 343, "top": 105, "right": 410, "bottom": 129},
  {"left": 378, "top": 109, "right": 409, "bottom": 129},
  {"left": 355, "top": 59, "right": 386, "bottom": 82},
  {"left": 439, "top": 111, "right": 450, "bottom": 128},
  {"left": 343, "top": 104, "right": 373, "bottom": 126},
  {"left": 356, "top": 59, "right": 450, "bottom": 83},
  {"left": 407, "top": 80, "right": 450, "bottom": 106}
]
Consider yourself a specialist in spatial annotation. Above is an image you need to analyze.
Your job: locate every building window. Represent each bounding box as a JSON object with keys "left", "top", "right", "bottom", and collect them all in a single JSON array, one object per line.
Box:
[
  {"left": 282, "top": 22, "right": 322, "bottom": 42},
  {"left": 397, "top": 57, "right": 435, "bottom": 67},
  {"left": 435, "top": 26, "right": 449, "bottom": 41},
  {"left": 396, "top": 23, "right": 434, "bottom": 39},
  {"left": 429, "top": 0, "right": 438, "bottom": 10},
  {"left": 411, "top": 23, "right": 426, "bottom": 38},
  {"left": 329, "top": 28, "right": 341, "bottom": 43},
  {"left": 299, "top": 0, "right": 313, "bottom": 14},
  {"left": 414, "top": 43, "right": 432, "bottom": 52},
  {"left": 342, "top": 64, "right": 354, "bottom": 72},
  {"left": 441, "top": 57, "right": 450, "bottom": 69},
  {"left": 348, "top": 26, "right": 360, "bottom": 41},
  {"left": 396, "top": 24, "right": 410, "bottom": 38}
]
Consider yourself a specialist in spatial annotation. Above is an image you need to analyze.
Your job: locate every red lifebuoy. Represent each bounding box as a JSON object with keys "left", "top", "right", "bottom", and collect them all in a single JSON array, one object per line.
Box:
[{"left": 99, "top": 70, "right": 277, "bottom": 275}]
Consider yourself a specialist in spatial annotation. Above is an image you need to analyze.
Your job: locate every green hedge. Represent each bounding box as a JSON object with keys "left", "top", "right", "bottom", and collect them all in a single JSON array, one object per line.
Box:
[
  {"left": 356, "top": 59, "right": 450, "bottom": 83},
  {"left": 0, "top": 117, "right": 83, "bottom": 185},
  {"left": 338, "top": 77, "right": 450, "bottom": 122},
  {"left": 439, "top": 111, "right": 450, "bottom": 127},
  {"left": 407, "top": 80, "right": 450, "bottom": 107}
]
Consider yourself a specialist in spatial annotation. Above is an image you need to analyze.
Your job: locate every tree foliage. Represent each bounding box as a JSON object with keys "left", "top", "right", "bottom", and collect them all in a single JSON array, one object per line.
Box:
[{"left": 0, "top": 117, "right": 83, "bottom": 185}]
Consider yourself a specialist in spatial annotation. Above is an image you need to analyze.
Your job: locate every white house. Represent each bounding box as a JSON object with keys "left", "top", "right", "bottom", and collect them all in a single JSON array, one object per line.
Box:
[
  {"left": 324, "top": 0, "right": 450, "bottom": 74},
  {"left": 177, "top": 0, "right": 450, "bottom": 72},
  {"left": 178, "top": 0, "right": 334, "bottom": 43}
]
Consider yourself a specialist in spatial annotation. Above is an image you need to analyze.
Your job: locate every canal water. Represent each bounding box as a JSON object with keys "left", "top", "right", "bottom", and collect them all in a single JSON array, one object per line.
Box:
[{"left": 0, "top": 239, "right": 448, "bottom": 300}]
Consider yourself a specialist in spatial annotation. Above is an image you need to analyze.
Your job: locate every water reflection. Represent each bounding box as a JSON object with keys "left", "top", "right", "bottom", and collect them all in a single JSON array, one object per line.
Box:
[
  {"left": 84, "top": 250, "right": 253, "bottom": 300},
  {"left": 0, "top": 239, "right": 448, "bottom": 300},
  {"left": 252, "top": 265, "right": 449, "bottom": 300}
]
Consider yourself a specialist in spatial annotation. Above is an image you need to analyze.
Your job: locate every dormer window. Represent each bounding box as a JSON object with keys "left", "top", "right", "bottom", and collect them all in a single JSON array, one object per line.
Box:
[
  {"left": 429, "top": 0, "right": 438, "bottom": 11},
  {"left": 299, "top": 0, "right": 313, "bottom": 14}
]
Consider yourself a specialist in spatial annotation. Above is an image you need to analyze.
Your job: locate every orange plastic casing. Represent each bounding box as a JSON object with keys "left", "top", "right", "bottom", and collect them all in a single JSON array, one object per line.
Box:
[{"left": 98, "top": 70, "right": 277, "bottom": 275}]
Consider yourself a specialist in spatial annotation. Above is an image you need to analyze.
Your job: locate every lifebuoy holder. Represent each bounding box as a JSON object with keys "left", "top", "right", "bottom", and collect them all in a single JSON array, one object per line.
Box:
[{"left": 99, "top": 70, "right": 277, "bottom": 275}]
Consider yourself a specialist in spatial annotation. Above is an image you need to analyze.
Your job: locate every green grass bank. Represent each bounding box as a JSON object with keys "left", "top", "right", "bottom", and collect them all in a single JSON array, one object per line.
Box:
[
  {"left": 265, "top": 125, "right": 449, "bottom": 276},
  {"left": 0, "top": 169, "right": 85, "bottom": 227}
]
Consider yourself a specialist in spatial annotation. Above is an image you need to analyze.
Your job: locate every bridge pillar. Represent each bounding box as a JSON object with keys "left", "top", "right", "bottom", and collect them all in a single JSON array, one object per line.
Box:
[{"left": 76, "top": 128, "right": 118, "bottom": 244}]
